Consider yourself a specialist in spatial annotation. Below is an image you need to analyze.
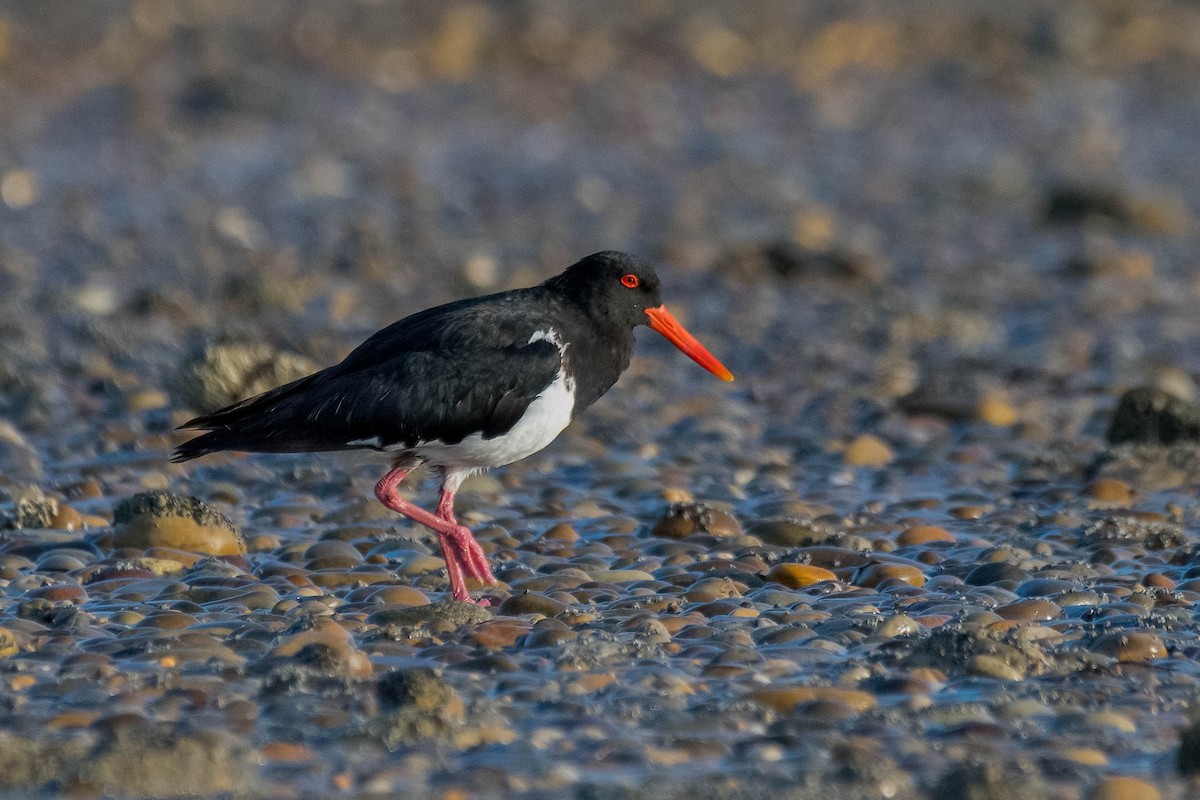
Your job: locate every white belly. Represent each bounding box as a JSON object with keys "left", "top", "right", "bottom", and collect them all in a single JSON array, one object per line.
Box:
[{"left": 412, "top": 367, "right": 575, "bottom": 469}]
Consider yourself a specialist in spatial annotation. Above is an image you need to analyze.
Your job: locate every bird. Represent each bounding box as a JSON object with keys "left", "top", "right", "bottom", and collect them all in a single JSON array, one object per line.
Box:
[{"left": 172, "top": 251, "right": 733, "bottom": 603}]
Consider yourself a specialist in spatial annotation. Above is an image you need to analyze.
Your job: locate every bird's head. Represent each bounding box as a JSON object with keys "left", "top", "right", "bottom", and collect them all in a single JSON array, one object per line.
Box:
[{"left": 546, "top": 251, "right": 733, "bottom": 382}]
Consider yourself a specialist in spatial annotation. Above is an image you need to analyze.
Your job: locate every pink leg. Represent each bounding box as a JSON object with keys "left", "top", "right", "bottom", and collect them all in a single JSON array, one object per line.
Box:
[
  {"left": 436, "top": 486, "right": 496, "bottom": 586},
  {"left": 373, "top": 467, "right": 495, "bottom": 603}
]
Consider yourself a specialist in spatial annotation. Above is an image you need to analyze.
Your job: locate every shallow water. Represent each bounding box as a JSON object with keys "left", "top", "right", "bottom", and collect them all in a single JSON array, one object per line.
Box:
[{"left": 3, "top": 2, "right": 1200, "bottom": 799}]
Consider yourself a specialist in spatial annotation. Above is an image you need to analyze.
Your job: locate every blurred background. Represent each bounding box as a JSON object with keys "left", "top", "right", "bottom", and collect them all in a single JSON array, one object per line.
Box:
[{"left": 1, "top": 1, "right": 1198, "bottom": 383}]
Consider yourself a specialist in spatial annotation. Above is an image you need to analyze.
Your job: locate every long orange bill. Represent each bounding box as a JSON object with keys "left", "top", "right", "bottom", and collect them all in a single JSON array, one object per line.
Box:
[{"left": 644, "top": 305, "right": 734, "bottom": 382}]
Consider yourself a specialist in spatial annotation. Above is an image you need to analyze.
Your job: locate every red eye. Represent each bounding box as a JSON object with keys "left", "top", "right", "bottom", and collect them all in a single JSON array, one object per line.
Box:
[{"left": 621, "top": 274, "right": 639, "bottom": 288}]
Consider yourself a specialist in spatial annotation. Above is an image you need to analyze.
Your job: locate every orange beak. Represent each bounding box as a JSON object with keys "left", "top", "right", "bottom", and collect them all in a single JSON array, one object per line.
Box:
[{"left": 644, "top": 306, "right": 734, "bottom": 382}]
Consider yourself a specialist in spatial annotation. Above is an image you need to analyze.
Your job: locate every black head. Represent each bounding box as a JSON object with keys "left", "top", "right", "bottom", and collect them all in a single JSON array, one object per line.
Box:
[
  {"left": 544, "top": 251, "right": 734, "bottom": 382},
  {"left": 543, "top": 251, "right": 662, "bottom": 329}
]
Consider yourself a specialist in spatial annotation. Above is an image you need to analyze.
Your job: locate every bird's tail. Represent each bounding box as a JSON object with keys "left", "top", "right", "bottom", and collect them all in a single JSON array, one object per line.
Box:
[{"left": 171, "top": 430, "right": 235, "bottom": 463}]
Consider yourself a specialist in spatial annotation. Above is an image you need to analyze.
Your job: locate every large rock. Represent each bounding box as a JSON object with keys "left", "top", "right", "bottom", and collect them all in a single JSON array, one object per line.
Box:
[
  {"left": 111, "top": 491, "right": 244, "bottom": 556},
  {"left": 177, "top": 342, "right": 316, "bottom": 412},
  {"left": 1107, "top": 387, "right": 1200, "bottom": 445}
]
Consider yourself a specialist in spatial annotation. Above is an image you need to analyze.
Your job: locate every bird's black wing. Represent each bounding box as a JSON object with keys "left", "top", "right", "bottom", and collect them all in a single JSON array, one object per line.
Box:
[{"left": 172, "top": 293, "right": 565, "bottom": 461}]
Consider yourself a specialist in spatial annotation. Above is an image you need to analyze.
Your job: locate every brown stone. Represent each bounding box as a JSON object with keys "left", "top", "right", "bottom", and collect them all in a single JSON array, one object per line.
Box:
[
  {"left": 897, "top": 525, "right": 955, "bottom": 545},
  {"left": 1086, "top": 776, "right": 1161, "bottom": 800},
  {"left": 995, "top": 598, "right": 1061, "bottom": 622},
  {"left": 268, "top": 618, "right": 373, "bottom": 677},
  {"left": 469, "top": 620, "right": 530, "bottom": 649},
  {"left": 1091, "top": 631, "right": 1165, "bottom": 662},
  {"left": 652, "top": 502, "right": 743, "bottom": 539},
  {"left": 853, "top": 562, "right": 925, "bottom": 588},
  {"left": 745, "top": 686, "right": 877, "bottom": 714},
  {"left": 499, "top": 592, "right": 568, "bottom": 617},
  {"left": 766, "top": 563, "right": 837, "bottom": 588},
  {"left": 1086, "top": 479, "right": 1134, "bottom": 507},
  {"left": 843, "top": 434, "right": 893, "bottom": 467},
  {"left": 977, "top": 390, "right": 1018, "bottom": 426},
  {"left": 112, "top": 511, "right": 244, "bottom": 557}
]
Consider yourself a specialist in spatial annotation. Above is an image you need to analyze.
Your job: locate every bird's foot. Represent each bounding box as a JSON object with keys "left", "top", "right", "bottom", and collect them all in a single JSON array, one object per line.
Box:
[
  {"left": 438, "top": 526, "right": 497, "bottom": 605},
  {"left": 446, "top": 525, "right": 497, "bottom": 586}
]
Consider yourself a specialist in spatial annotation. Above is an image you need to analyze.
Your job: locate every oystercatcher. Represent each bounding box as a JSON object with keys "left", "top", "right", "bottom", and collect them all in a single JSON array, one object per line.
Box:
[{"left": 173, "top": 251, "right": 733, "bottom": 602}]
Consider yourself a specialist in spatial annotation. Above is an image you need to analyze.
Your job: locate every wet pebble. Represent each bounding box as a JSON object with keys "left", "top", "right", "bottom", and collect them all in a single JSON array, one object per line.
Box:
[
  {"left": 1086, "top": 777, "right": 1161, "bottom": 800},
  {"left": 766, "top": 563, "right": 837, "bottom": 588},
  {"left": 651, "top": 502, "right": 742, "bottom": 539},
  {"left": 746, "top": 686, "right": 877, "bottom": 714},
  {"left": 1090, "top": 631, "right": 1165, "bottom": 662},
  {"left": 843, "top": 434, "right": 894, "bottom": 467},
  {"left": 854, "top": 562, "right": 925, "bottom": 588},
  {"left": 110, "top": 492, "right": 244, "bottom": 556}
]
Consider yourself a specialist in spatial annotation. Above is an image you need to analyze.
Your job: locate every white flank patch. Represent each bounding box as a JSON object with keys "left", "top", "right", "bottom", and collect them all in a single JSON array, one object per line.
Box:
[
  {"left": 412, "top": 328, "right": 575, "bottom": 469},
  {"left": 528, "top": 328, "right": 562, "bottom": 347}
]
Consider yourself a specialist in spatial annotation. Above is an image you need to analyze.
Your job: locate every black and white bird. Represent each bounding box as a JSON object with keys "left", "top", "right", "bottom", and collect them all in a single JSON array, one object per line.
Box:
[{"left": 173, "top": 251, "right": 733, "bottom": 603}]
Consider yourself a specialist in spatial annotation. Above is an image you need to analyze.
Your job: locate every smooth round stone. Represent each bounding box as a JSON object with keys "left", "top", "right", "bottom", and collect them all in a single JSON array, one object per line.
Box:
[
  {"left": 49, "top": 504, "right": 86, "bottom": 531},
  {"left": 747, "top": 589, "right": 805, "bottom": 606},
  {"left": 961, "top": 610, "right": 1004, "bottom": 626},
  {"left": 1142, "top": 572, "right": 1175, "bottom": 589},
  {"left": 136, "top": 611, "right": 198, "bottom": 630},
  {"left": 1086, "top": 777, "right": 1160, "bottom": 800},
  {"left": 398, "top": 555, "right": 449, "bottom": 576},
  {"left": 584, "top": 569, "right": 655, "bottom": 584},
  {"left": 967, "top": 655, "right": 1025, "bottom": 681},
  {"left": 368, "top": 586, "right": 429, "bottom": 606},
  {"left": 36, "top": 554, "right": 88, "bottom": 572},
  {"left": 1091, "top": 631, "right": 1165, "bottom": 662},
  {"left": 25, "top": 583, "right": 87, "bottom": 603},
  {"left": 1082, "top": 711, "right": 1138, "bottom": 733},
  {"left": 843, "top": 434, "right": 893, "bottom": 467},
  {"left": 793, "top": 547, "right": 871, "bottom": 571},
  {"left": 748, "top": 519, "right": 835, "bottom": 547},
  {"left": 306, "top": 554, "right": 362, "bottom": 570},
  {"left": 226, "top": 588, "right": 280, "bottom": 610},
  {"left": 995, "top": 598, "right": 1061, "bottom": 622},
  {"left": 854, "top": 563, "right": 925, "bottom": 588},
  {"left": 1054, "top": 591, "right": 1106, "bottom": 607},
  {"left": 1085, "top": 479, "right": 1134, "bottom": 506},
  {"left": 874, "top": 614, "right": 920, "bottom": 638},
  {"left": 651, "top": 503, "right": 742, "bottom": 539},
  {"left": 510, "top": 575, "right": 588, "bottom": 592},
  {"left": 965, "top": 563, "right": 1028, "bottom": 586},
  {"left": 109, "top": 610, "right": 145, "bottom": 626},
  {"left": 469, "top": 620, "right": 531, "bottom": 649},
  {"left": 267, "top": 618, "right": 373, "bottom": 677},
  {"left": 1056, "top": 748, "right": 1108, "bottom": 766},
  {"left": 523, "top": 626, "right": 578, "bottom": 648},
  {"left": 304, "top": 540, "right": 363, "bottom": 562},
  {"left": 541, "top": 523, "right": 579, "bottom": 542},
  {"left": 897, "top": 525, "right": 955, "bottom": 545},
  {"left": 977, "top": 390, "right": 1018, "bottom": 426},
  {"left": 691, "top": 601, "right": 744, "bottom": 618},
  {"left": 745, "top": 686, "right": 877, "bottom": 714},
  {"left": 683, "top": 578, "right": 743, "bottom": 602},
  {"left": 1016, "top": 578, "right": 1078, "bottom": 597},
  {"left": 950, "top": 505, "right": 988, "bottom": 520},
  {"left": 1008, "top": 625, "right": 1063, "bottom": 644},
  {"left": 766, "top": 563, "right": 837, "bottom": 589},
  {"left": 0, "top": 555, "right": 36, "bottom": 571},
  {"left": 499, "top": 592, "right": 568, "bottom": 617}
]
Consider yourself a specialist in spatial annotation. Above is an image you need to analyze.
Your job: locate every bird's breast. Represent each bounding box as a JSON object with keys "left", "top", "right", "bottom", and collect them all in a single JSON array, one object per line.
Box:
[{"left": 412, "top": 365, "right": 575, "bottom": 469}]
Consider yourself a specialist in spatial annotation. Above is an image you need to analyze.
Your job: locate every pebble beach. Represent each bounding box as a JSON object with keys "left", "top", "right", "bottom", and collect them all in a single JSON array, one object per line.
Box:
[{"left": 3, "top": 3, "right": 1200, "bottom": 798}]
